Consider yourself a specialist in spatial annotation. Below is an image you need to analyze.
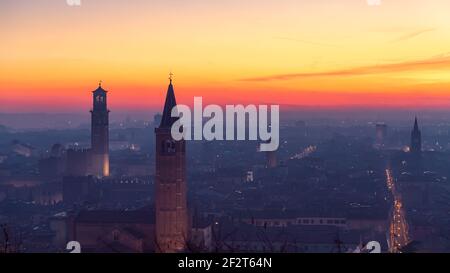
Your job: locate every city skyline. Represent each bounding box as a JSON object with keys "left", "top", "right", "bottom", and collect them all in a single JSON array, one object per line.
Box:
[
  {"left": 3, "top": 0, "right": 450, "bottom": 258},
  {"left": 2, "top": 0, "right": 450, "bottom": 112}
]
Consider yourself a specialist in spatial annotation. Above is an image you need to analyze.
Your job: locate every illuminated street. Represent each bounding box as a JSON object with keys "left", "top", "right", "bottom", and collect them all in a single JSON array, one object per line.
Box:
[{"left": 386, "top": 169, "right": 410, "bottom": 253}]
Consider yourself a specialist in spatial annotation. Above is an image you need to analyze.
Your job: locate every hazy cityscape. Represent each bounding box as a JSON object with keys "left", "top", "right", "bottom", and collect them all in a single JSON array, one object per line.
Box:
[
  {"left": 1, "top": 78, "right": 450, "bottom": 253},
  {"left": 2, "top": 0, "right": 450, "bottom": 258}
]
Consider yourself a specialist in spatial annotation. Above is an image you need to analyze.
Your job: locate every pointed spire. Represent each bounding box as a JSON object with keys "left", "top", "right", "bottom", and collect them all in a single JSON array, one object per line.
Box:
[
  {"left": 411, "top": 116, "right": 422, "bottom": 154},
  {"left": 413, "top": 116, "right": 419, "bottom": 131},
  {"left": 169, "top": 72, "right": 173, "bottom": 84},
  {"left": 159, "top": 74, "right": 178, "bottom": 128}
]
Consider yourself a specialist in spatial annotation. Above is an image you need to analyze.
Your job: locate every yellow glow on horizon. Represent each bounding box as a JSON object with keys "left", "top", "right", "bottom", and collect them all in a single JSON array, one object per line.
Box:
[{"left": 1, "top": 0, "right": 450, "bottom": 111}]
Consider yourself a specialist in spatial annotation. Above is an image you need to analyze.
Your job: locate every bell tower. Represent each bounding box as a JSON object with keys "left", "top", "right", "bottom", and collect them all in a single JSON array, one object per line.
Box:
[
  {"left": 410, "top": 117, "right": 422, "bottom": 155},
  {"left": 90, "top": 81, "right": 110, "bottom": 177},
  {"left": 155, "top": 74, "right": 189, "bottom": 252}
]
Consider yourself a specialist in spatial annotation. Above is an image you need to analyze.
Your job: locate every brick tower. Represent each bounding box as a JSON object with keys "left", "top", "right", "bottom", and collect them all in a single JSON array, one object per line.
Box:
[{"left": 155, "top": 75, "right": 189, "bottom": 252}]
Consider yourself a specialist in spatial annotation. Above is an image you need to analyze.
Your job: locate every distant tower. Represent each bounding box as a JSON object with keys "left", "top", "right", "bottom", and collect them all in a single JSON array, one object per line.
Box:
[
  {"left": 260, "top": 139, "right": 277, "bottom": 168},
  {"left": 410, "top": 117, "right": 422, "bottom": 154},
  {"left": 155, "top": 75, "right": 189, "bottom": 253},
  {"left": 375, "top": 123, "right": 388, "bottom": 146},
  {"left": 90, "top": 81, "right": 110, "bottom": 177}
]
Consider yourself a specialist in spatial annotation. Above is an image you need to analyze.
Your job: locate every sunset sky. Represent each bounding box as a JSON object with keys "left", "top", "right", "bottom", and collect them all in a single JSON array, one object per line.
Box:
[{"left": 2, "top": 0, "right": 450, "bottom": 112}]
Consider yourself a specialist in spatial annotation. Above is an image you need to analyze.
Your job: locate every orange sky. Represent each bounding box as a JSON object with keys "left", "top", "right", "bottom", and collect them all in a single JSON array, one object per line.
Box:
[{"left": 1, "top": 0, "right": 450, "bottom": 112}]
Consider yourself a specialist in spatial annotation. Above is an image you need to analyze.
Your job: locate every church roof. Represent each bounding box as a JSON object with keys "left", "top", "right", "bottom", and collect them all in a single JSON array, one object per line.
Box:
[
  {"left": 159, "top": 78, "right": 178, "bottom": 128},
  {"left": 93, "top": 81, "right": 107, "bottom": 93}
]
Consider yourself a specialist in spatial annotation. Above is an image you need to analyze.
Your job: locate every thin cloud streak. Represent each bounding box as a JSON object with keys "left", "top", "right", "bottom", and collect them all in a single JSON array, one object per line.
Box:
[
  {"left": 391, "top": 28, "right": 436, "bottom": 43},
  {"left": 274, "top": 37, "right": 341, "bottom": 48},
  {"left": 240, "top": 53, "right": 450, "bottom": 82}
]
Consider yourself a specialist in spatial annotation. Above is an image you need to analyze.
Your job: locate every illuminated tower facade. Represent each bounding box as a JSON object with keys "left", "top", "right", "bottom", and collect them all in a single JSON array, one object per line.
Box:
[
  {"left": 90, "top": 82, "right": 110, "bottom": 177},
  {"left": 410, "top": 117, "right": 422, "bottom": 154},
  {"left": 155, "top": 75, "right": 189, "bottom": 253}
]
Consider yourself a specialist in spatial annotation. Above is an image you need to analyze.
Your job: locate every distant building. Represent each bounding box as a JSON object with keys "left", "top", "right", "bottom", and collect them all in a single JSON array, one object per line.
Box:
[
  {"left": 51, "top": 207, "right": 208, "bottom": 253},
  {"left": 375, "top": 123, "right": 387, "bottom": 146},
  {"left": 155, "top": 76, "right": 189, "bottom": 253},
  {"left": 410, "top": 117, "right": 422, "bottom": 154},
  {"left": 49, "top": 212, "right": 71, "bottom": 250},
  {"left": 96, "top": 177, "right": 153, "bottom": 205},
  {"left": 38, "top": 144, "right": 66, "bottom": 177},
  {"left": 62, "top": 176, "right": 153, "bottom": 206},
  {"left": 50, "top": 143, "right": 65, "bottom": 157},
  {"left": 190, "top": 218, "right": 213, "bottom": 252},
  {"left": 63, "top": 83, "right": 111, "bottom": 178},
  {"left": 11, "top": 140, "right": 34, "bottom": 157},
  {"left": 216, "top": 222, "right": 367, "bottom": 253},
  {"left": 62, "top": 176, "right": 97, "bottom": 205},
  {"left": 90, "top": 82, "right": 110, "bottom": 177},
  {"left": 239, "top": 208, "right": 388, "bottom": 233},
  {"left": 115, "top": 153, "right": 153, "bottom": 176},
  {"left": 65, "top": 148, "right": 91, "bottom": 176},
  {"left": 39, "top": 156, "right": 65, "bottom": 177},
  {"left": 70, "top": 209, "right": 156, "bottom": 253},
  {"left": 32, "top": 182, "right": 63, "bottom": 205}
]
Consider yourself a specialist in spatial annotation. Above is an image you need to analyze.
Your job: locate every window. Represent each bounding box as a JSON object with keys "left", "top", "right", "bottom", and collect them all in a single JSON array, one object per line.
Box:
[{"left": 96, "top": 95, "right": 104, "bottom": 103}]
